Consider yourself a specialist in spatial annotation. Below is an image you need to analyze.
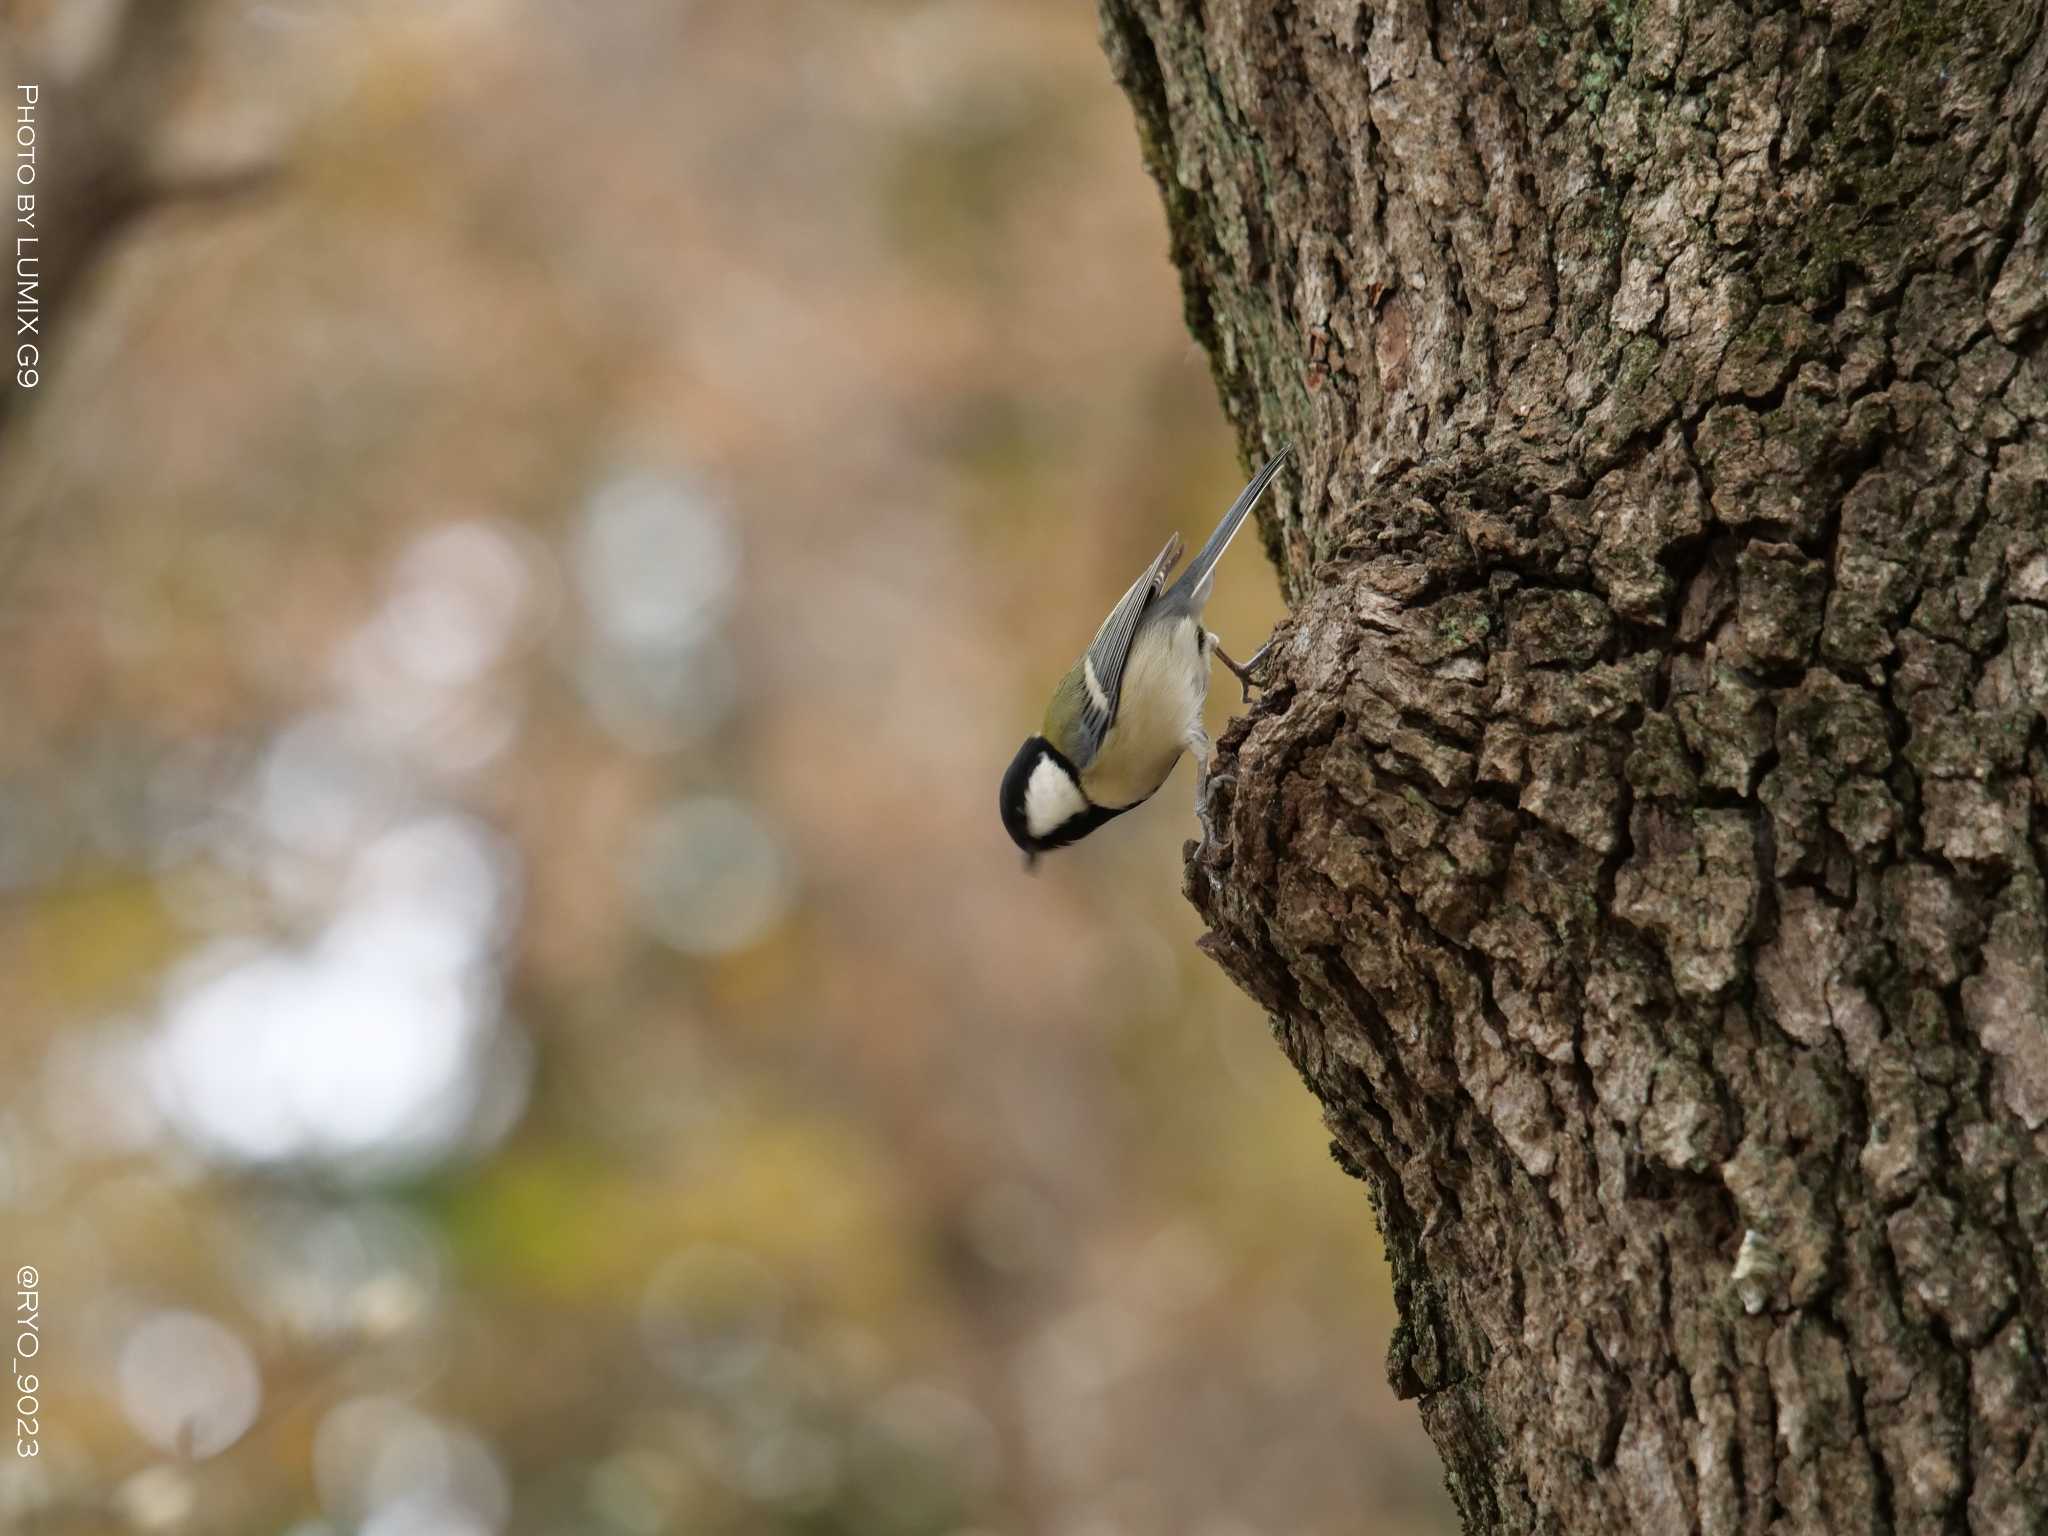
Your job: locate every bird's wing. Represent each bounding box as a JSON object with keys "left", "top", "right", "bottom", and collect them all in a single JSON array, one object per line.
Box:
[
  {"left": 1165, "top": 444, "right": 1291, "bottom": 609},
  {"left": 1081, "top": 530, "right": 1184, "bottom": 741}
]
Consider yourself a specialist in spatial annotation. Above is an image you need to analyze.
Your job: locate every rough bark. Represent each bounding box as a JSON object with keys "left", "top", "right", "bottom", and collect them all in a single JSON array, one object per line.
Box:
[{"left": 1097, "top": 1, "right": 2048, "bottom": 1531}]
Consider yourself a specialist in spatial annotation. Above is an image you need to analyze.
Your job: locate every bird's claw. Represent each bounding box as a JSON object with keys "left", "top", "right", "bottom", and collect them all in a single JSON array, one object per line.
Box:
[
  {"left": 1212, "top": 637, "right": 1276, "bottom": 703},
  {"left": 1194, "top": 768, "right": 1236, "bottom": 853}
]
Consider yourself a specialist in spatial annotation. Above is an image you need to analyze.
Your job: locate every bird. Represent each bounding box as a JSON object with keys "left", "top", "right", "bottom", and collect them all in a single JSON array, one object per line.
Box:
[{"left": 999, "top": 445, "right": 1291, "bottom": 867}]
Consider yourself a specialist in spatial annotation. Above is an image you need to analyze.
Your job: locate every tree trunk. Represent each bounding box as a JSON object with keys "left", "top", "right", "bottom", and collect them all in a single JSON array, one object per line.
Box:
[{"left": 1097, "top": 1, "right": 2048, "bottom": 1531}]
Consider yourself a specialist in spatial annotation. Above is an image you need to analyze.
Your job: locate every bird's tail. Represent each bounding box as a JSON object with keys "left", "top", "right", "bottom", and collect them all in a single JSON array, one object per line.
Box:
[{"left": 1168, "top": 443, "right": 1291, "bottom": 606}]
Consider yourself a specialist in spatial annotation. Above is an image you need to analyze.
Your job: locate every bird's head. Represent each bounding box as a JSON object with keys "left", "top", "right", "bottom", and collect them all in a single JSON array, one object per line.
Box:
[{"left": 999, "top": 736, "right": 1119, "bottom": 869}]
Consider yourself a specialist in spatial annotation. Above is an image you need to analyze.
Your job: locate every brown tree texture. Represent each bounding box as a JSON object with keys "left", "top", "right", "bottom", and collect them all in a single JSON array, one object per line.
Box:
[
  {"left": 1098, "top": 0, "right": 2048, "bottom": 1532},
  {"left": 0, "top": 4, "right": 1462, "bottom": 1533}
]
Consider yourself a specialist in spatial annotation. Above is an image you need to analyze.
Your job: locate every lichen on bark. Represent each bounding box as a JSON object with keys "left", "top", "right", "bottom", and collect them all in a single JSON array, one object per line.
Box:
[{"left": 1098, "top": 0, "right": 2048, "bottom": 1530}]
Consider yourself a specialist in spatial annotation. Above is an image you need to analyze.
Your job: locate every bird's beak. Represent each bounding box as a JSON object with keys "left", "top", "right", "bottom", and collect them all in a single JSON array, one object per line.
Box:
[{"left": 1021, "top": 851, "right": 1038, "bottom": 874}]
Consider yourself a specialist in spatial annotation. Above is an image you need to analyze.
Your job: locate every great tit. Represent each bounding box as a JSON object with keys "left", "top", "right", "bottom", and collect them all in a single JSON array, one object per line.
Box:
[{"left": 999, "top": 445, "right": 1291, "bottom": 866}]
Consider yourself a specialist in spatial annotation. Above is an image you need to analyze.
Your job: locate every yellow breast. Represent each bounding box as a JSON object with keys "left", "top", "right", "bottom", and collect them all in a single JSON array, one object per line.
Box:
[{"left": 1079, "top": 616, "right": 1207, "bottom": 810}]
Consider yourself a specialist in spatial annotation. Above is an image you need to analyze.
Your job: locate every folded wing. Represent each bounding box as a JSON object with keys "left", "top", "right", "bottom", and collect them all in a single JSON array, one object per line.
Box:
[{"left": 1079, "top": 530, "right": 1184, "bottom": 748}]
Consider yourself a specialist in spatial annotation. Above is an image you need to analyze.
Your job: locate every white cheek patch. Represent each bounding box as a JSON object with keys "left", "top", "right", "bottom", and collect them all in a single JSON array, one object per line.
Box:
[{"left": 1024, "top": 755, "right": 1089, "bottom": 840}]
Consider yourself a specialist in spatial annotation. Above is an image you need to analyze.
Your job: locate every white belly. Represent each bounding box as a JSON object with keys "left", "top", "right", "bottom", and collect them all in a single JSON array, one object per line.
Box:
[{"left": 1081, "top": 616, "right": 1207, "bottom": 810}]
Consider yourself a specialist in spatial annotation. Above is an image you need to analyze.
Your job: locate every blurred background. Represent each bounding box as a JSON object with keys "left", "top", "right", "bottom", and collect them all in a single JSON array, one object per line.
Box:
[{"left": 0, "top": 3, "right": 1453, "bottom": 1533}]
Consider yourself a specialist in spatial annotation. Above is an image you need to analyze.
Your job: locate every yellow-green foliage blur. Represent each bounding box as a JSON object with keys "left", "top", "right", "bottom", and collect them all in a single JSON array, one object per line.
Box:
[{"left": 0, "top": 3, "right": 1455, "bottom": 1534}]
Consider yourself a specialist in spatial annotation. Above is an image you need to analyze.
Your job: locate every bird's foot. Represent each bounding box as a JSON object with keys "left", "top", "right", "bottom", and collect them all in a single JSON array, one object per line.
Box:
[
  {"left": 1211, "top": 636, "right": 1277, "bottom": 703},
  {"left": 1194, "top": 766, "right": 1236, "bottom": 854}
]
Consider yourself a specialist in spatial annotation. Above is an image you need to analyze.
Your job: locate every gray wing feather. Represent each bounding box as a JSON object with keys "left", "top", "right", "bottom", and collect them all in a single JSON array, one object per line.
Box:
[
  {"left": 1072, "top": 444, "right": 1290, "bottom": 753},
  {"left": 1080, "top": 530, "right": 1184, "bottom": 745},
  {"left": 1164, "top": 444, "right": 1291, "bottom": 609}
]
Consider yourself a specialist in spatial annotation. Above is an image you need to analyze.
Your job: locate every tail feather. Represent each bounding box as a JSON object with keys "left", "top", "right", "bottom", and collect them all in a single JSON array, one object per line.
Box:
[{"left": 1168, "top": 444, "right": 1291, "bottom": 606}]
